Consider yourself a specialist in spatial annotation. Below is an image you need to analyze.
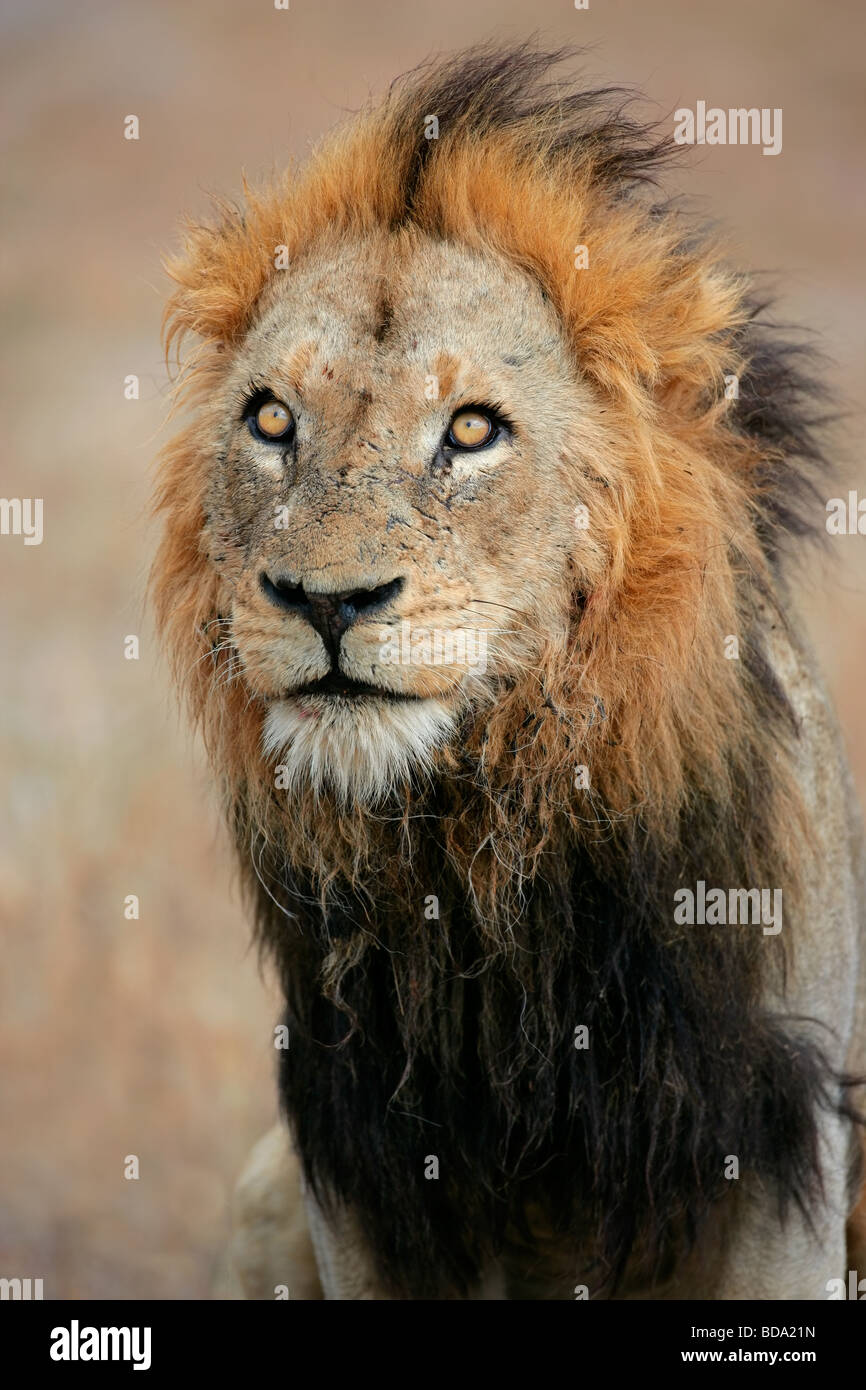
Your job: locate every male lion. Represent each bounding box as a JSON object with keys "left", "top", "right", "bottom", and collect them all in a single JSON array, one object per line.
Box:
[{"left": 154, "top": 46, "right": 866, "bottom": 1299}]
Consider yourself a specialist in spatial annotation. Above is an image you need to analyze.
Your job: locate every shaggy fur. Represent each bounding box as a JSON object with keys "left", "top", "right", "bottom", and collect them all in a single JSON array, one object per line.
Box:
[{"left": 153, "top": 45, "right": 864, "bottom": 1298}]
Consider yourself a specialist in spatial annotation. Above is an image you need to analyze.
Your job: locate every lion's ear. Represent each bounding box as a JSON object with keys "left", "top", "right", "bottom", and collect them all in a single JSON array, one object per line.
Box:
[{"left": 649, "top": 260, "right": 747, "bottom": 410}]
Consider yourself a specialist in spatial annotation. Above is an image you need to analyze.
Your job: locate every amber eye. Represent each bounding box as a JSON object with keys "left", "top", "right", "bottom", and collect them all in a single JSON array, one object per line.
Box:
[
  {"left": 447, "top": 409, "right": 496, "bottom": 450},
  {"left": 253, "top": 399, "right": 294, "bottom": 440}
]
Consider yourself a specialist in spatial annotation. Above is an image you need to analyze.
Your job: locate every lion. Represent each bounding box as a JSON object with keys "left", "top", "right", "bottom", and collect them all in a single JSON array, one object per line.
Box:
[{"left": 153, "top": 45, "right": 866, "bottom": 1299}]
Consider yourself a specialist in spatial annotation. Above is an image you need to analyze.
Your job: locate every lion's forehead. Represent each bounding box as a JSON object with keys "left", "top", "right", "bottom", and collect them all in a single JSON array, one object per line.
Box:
[{"left": 244, "top": 233, "right": 567, "bottom": 410}]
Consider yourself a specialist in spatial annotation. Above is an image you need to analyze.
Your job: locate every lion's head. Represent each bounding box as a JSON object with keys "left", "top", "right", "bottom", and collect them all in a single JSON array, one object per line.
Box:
[
  {"left": 155, "top": 43, "right": 824, "bottom": 846},
  {"left": 182, "top": 227, "right": 590, "bottom": 803}
]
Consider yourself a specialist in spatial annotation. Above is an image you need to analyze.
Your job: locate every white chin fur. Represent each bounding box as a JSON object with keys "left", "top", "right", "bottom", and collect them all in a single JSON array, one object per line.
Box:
[{"left": 262, "top": 696, "right": 456, "bottom": 804}]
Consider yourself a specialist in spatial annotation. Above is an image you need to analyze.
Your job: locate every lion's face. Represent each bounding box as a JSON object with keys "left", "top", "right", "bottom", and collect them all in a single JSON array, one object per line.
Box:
[{"left": 202, "top": 228, "right": 602, "bottom": 801}]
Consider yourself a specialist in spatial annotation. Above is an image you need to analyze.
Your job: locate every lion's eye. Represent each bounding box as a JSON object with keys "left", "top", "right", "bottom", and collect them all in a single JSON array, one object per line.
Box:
[
  {"left": 447, "top": 410, "right": 496, "bottom": 450},
  {"left": 252, "top": 399, "right": 294, "bottom": 441}
]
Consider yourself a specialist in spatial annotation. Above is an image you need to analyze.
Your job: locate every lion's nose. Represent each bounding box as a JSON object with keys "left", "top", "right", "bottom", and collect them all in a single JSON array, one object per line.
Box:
[{"left": 260, "top": 572, "right": 404, "bottom": 658}]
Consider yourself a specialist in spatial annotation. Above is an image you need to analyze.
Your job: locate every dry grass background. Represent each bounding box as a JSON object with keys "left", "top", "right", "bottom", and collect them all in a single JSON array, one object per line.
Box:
[{"left": 1, "top": 0, "right": 864, "bottom": 1298}]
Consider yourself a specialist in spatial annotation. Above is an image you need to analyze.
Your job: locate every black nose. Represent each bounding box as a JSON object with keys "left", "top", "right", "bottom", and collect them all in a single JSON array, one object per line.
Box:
[{"left": 260, "top": 573, "right": 404, "bottom": 659}]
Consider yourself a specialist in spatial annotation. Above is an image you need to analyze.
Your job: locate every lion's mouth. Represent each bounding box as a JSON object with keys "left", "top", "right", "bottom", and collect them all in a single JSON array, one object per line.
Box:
[{"left": 288, "top": 672, "right": 421, "bottom": 703}]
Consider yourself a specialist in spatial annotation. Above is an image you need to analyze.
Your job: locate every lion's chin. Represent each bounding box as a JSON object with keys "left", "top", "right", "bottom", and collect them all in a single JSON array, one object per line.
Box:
[{"left": 262, "top": 695, "right": 456, "bottom": 804}]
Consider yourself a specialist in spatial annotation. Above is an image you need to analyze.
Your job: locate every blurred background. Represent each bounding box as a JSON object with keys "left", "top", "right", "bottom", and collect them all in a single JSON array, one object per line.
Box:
[{"left": 1, "top": 0, "right": 864, "bottom": 1299}]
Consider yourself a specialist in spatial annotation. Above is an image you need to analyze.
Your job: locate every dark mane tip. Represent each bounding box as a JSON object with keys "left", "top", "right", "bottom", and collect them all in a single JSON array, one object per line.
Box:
[{"left": 387, "top": 41, "right": 678, "bottom": 218}]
